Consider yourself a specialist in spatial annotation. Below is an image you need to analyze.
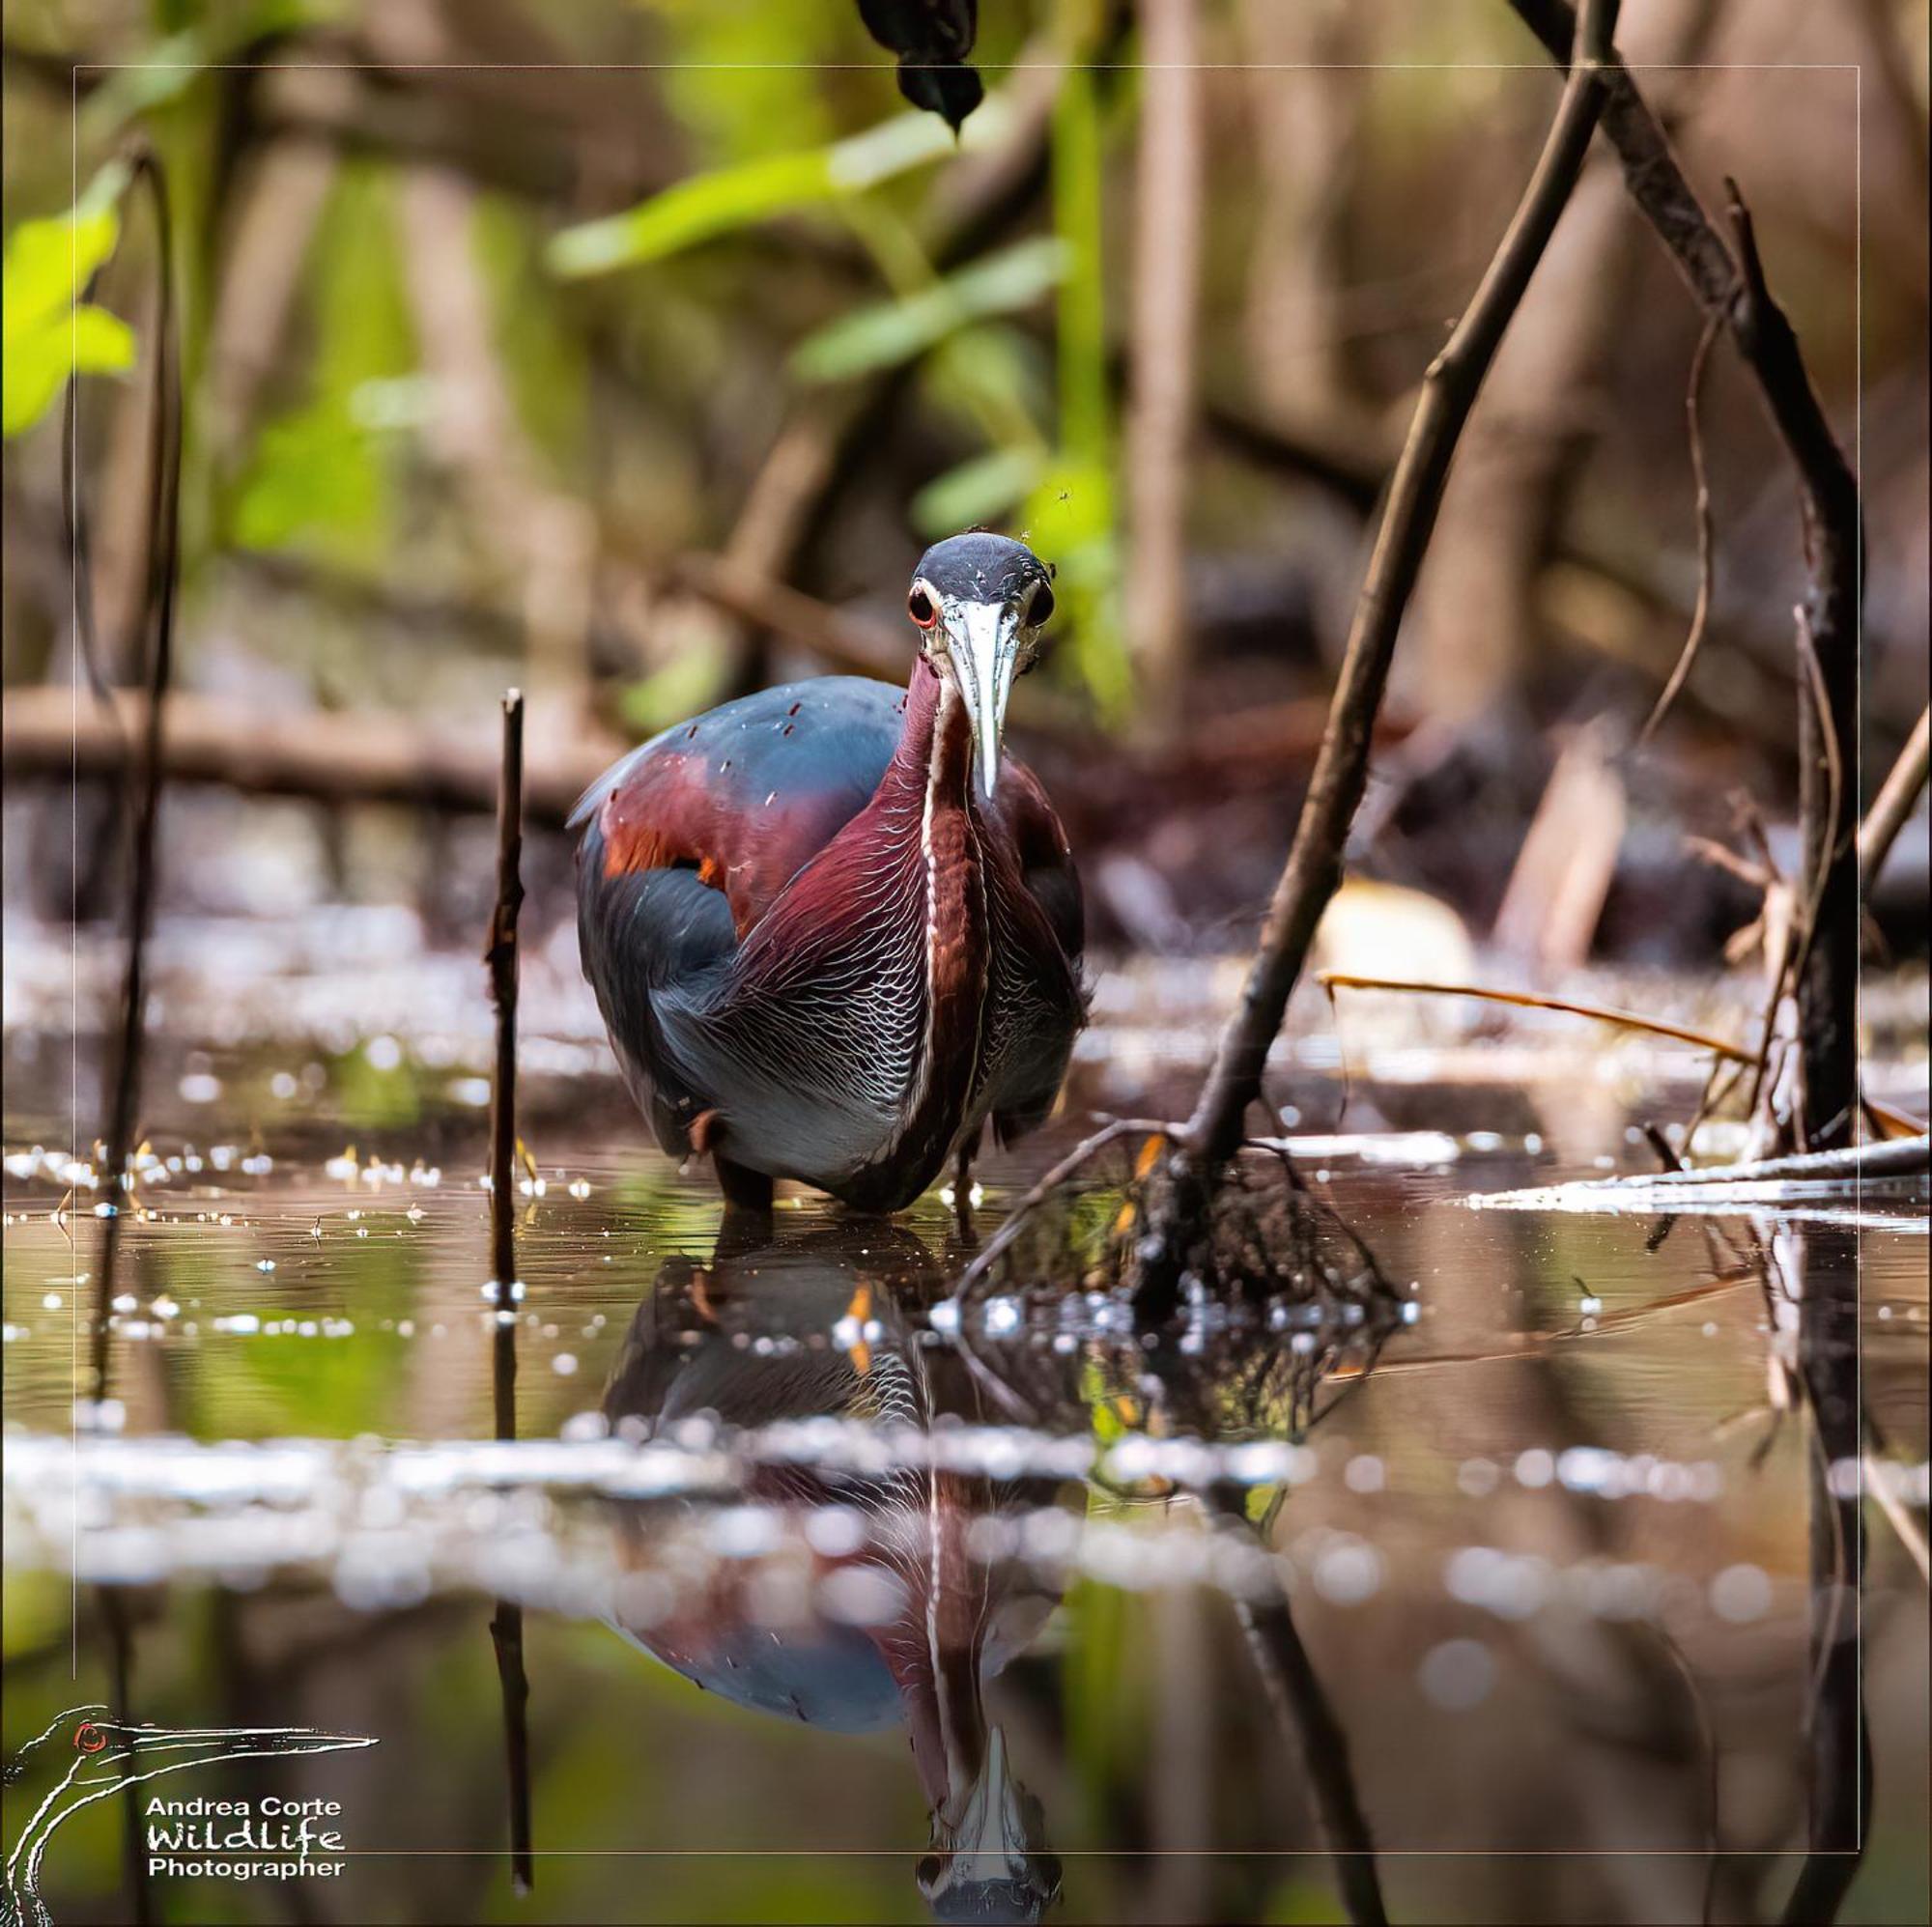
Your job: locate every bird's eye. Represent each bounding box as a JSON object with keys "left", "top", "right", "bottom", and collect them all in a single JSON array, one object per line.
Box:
[
  {"left": 915, "top": 1854, "right": 945, "bottom": 1892},
  {"left": 908, "top": 584, "right": 938, "bottom": 628},
  {"left": 1027, "top": 583, "right": 1055, "bottom": 627}
]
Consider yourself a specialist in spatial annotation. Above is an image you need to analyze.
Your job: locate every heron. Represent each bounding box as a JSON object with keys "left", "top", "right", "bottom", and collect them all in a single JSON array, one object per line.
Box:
[{"left": 575, "top": 532, "right": 1085, "bottom": 1214}]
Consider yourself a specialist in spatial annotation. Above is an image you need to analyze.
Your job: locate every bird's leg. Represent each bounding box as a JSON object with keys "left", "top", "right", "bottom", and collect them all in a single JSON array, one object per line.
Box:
[
  {"left": 690, "top": 1107, "right": 774, "bottom": 1223},
  {"left": 951, "top": 1128, "right": 982, "bottom": 1240},
  {"left": 714, "top": 1154, "right": 774, "bottom": 1220}
]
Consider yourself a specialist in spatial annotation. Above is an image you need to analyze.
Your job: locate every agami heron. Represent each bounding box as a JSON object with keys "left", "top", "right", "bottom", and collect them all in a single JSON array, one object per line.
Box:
[{"left": 575, "top": 534, "right": 1085, "bottom": 1212}]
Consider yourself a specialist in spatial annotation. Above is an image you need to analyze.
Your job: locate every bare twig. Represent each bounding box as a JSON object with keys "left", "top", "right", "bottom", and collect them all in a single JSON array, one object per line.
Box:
[
  {"left": 1126, "top": 0, "right": 1620, "bottom": 1318},
  {"left": 1857, "top": 706, "right": 1929, "bottom": 889},
  {"left": 1321, "top": 972, "right": 1927, "bottom": 1141},
  {"left": 1329, "top": 971, "right": 1755, "bottom": 1060},
  {"left": 90, "top": 149, "right": 180, "bottom": 1403},
  {"left": 484, "top": 689, "right": 533, "bottom": 1894},
  {"left": 1638, "top": 309, "right": 1721, "bottom": 742}
]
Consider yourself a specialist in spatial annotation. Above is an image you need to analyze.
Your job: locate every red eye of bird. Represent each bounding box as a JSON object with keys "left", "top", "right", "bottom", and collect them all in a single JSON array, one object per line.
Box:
[{"left": 907, "top": 583, "right": 938, "bottom": 628}]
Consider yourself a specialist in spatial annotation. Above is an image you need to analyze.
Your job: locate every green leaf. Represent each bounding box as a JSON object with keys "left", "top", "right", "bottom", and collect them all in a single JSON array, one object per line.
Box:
[
  {"left": 791, "top": 238, "right": 1067, "bottom": 383},
  {"left": 1, "top": 163, "right": 134, "bottom": 439},
  {"left": 548, "top": 95, "right": 1014, "bottom": 278},
  {"left": 911, "top": 445, "right": 1044, "bottom": 537}
]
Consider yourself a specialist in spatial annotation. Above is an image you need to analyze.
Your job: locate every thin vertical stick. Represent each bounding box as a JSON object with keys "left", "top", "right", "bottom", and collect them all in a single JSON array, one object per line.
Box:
[
  {"left": 484, "top": 688, "right": 533, "bottom": 1894},
  {"left": 91, "top": 149, "right": 181, "bottom": 1404},
  {"left": 486, "top": 688, "right": 525, "bottom": 1398}
]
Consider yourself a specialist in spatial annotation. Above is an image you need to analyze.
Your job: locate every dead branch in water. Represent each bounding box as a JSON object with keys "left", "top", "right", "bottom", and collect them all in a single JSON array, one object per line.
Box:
[
  {"left": 484, "top": 689, "right": 534, "bottom": 1894},
  {"left": 1127, "top": 0, "right": 1621, "bottom": 1319},
  {"left": 91, "top": 149, "right": 182, "bottom": 1403}
]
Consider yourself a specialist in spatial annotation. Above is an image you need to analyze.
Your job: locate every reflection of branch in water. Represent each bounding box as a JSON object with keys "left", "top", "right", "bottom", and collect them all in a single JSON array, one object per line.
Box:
[
  {"left": 99, "top": 1588, "right": 154, "bottom": 1927},
  {"left": 1208, "top": 1499, "right": 1386, "bottom": 1927},
  {"left": 1780, "top": 1225, "right": 1869, "bottom": 1927}
]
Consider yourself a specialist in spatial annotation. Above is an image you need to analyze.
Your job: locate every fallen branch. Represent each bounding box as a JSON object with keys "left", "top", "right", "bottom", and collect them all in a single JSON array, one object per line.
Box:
[
  {"left": 1127, "top": 0, "right": 1621, "bottom": 1319},
  {"left": 1498, "top": 1136, "right": 1928, "bottom": 1192},
  {"left": 4, "top": 685, "right": 616, "bottom": 828},
  {"left": 3, "top": 666, "right": 1348, "bottom": 832}
]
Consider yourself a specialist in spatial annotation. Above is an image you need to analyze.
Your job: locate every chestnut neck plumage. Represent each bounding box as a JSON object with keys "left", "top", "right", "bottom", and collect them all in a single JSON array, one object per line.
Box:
[{"left": 845, "top": 659, "right": 990, "bottom": 1204}]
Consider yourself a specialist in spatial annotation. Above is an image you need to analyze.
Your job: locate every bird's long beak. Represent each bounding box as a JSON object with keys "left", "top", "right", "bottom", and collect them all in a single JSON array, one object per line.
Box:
[
  {"left": 922, "top": 1724, "right": 1060, "bottom": 1921},
  {"left": 943, "top": 600, "right": 1023, "bottom": 799}
]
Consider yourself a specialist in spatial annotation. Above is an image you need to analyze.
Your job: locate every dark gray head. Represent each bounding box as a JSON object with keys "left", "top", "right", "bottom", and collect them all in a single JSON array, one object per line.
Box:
[{"left": 907, "top": 534, "right": 1056, "bottom": 797}]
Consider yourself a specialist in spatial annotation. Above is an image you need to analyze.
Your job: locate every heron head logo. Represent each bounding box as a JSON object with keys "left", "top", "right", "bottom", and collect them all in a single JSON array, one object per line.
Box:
[{"left": 4, "top": 1705, "right": 376, "bottom": 1926}]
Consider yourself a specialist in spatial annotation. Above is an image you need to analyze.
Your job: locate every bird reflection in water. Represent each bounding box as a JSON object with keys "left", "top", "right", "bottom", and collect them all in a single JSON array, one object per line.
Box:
[{"left": 599, "top": 1221, "right": 1065, "bottom": 1924}]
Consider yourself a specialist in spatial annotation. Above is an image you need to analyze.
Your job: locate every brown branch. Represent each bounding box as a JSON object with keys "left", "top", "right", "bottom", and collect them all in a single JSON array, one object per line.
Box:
[
  {"left": 1128, "top": 0, "right": 1621, "bottom": 1318},
  {"left": 1858, "top": 706, "right": 1929, "bottom": 889},
  {"left": 483, "top": 689, "right": 534, "bottom": 1895},
  {"left": 91, "top": 149, "right": 181, "bottom": 1404}
]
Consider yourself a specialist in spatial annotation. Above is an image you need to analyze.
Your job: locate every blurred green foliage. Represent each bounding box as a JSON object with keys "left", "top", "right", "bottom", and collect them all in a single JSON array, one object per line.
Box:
[
  {"left": 228, "top": 164, "right": 417, "bottom": 561},
  {"left": 1, "top": 162, "right": 134, "bottom": 438},
  {"left": 791, "top": 237, "right": 1068, "bottom": 383},
  {"left": 549, "top": 100, "right": 1015, "bottom": 279}
]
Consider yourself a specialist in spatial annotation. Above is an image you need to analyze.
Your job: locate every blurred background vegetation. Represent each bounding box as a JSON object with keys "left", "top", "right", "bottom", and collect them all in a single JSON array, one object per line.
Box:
[{"left": 2, "top": 0, "right": 1926, "bottom": 962}]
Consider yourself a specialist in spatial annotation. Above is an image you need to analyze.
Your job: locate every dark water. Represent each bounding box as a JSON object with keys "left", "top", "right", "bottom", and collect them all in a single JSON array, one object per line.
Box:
[{"left": 4, "top": 1002, "right": 1928, "bottom": 1925}]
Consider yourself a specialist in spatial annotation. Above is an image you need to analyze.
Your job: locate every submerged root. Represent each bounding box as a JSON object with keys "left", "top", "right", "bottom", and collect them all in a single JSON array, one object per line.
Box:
[{"left": 952, "top": 1139, "right": 1406, "bottom": 1438}]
